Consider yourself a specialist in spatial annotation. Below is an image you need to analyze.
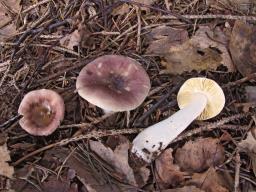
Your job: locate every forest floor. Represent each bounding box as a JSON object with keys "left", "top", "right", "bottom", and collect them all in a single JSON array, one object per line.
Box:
[{"left": 0, "top": 0, "right": 256, "bottom": 192}]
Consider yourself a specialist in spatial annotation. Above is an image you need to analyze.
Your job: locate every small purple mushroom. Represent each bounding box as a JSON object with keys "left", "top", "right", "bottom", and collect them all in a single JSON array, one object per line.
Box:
[
  {"left": 18, "top": 89, "right": 65, "bottom": 136},
  {"left": 76, "top": 55, "right": 151, "bottom": 112}
]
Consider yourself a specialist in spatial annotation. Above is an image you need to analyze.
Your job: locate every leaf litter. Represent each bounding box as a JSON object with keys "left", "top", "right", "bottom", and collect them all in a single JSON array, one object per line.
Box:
[
  {"left": 174, "top": 137, "right": 225, "bottom": 172},
  {"left": 147, "top": 25, "right": 235, "bottom": 74},
  {"left": 1, "top": 0, "right": 256, "bottom": 191}
]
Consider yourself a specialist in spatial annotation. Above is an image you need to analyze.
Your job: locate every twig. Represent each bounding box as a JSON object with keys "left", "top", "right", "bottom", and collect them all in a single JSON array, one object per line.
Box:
[
  {"left": 22, "top": 0, "right": 51, "bottom": 13},
  {"left": 223, "top": 73, "right": 256, "bottom": 88},
  {"left": 13, "top": 128, "right": 143, "bottom": 166},
  {"left": 234, "top": 151, "right": 241, "bottom": 192},
  {"left": 134, "top": 81, "right": 183, "bottom": 126},
  {"left": 155, "top": 14, "right": 256, "bottom": 21},
  {"left": 136, "top": 6, "right": 141, "bottom": 52},
  {"left": 172, "top": 112, "right": 253, "bottom": 143},
  {"left": 120, "top": 0, "right": 192, "bottom": 24}
]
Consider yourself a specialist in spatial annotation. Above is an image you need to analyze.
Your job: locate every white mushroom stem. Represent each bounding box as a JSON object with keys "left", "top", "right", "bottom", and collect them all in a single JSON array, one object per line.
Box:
[{"left": 131, "top": 92, "right": 208, "bottom": 163}]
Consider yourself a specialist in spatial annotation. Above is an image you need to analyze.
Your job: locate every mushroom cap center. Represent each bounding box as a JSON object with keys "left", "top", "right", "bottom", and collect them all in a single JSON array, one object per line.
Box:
[
  {"left": 30, "top": 101, "right": 54, "bottom": 127},
  {"left": 108, "top": 74, "right": 126, "bottom": 91}
]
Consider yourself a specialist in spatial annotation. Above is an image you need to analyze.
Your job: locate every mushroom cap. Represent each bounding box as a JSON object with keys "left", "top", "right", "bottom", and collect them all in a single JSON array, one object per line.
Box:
[
  {"left": 177, "top": 77, "right": 225, "bottom": 120},
  {"left": 76, "top": 55, "right": 151, "bottom": 111},
  {"left": 18, "top": 89, "right": 65, "bottom": 136}
]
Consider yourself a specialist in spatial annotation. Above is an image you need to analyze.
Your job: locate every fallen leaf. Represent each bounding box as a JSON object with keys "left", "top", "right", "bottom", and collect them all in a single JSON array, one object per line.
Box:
[
  {"left": 238, "top": 131, "right": 256, "bottom": 177},
  {"left": 155, "top": 148, "right": 186, "bottom": 189},
  {"left": 149, "top": 26, "right": 234, "bottom": 74},
  {"left": 160, "top": 186, "right": 204, "bottom": 192},
  {"left": 174, "top": 137, "right": 225, "bottom": 172},
  {"left": 146, "top": 26, "right": 189, "bottom": 55},
  {"left": 90, "top": 136, "right": 149, "bottom": 187},
  {"left": 0, "top": 136, "right": 14, "bottom": 179},
  {"left": 229, "top": 21, "right": 256, "bottom": 76},
  {"left": 43, "top": 148, "right": 122, "bottom": 192},
  {"left": 112, "top": 3, "right": 131, "bottom": 16},
  {"left": 42, "top": 176, "right": 72, "bottom": 192},
  {"left": 0, "top": 1, "right": 20, "bottom": 41},
  {"left": 187, "top": 167, "right": 229, "bottom": 192},
  {"left": 60, "top": 23, "right": 91, "bottom": 50}
]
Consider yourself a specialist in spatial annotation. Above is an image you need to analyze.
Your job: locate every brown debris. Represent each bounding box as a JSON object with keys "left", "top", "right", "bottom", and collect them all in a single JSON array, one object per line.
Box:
[
  {"left": 148, "top": 26, "right": 234, "bottom": 74},
  {"left": 155, "top": 148, "right": 186, "bottom": 189},
  {"left": 161, "top": 186, "right": 204, "bottom": 192},
  {"left": 146, "top": 26, "right": 189, "bottom": 55},
  {"left": 229, "top": 21, "right": 256, "bottom": 76},
  {"left": 90, "top": 136, "right": 149, "bottom": 187},
  {"left": 238, "top": 131, "right": 256, "bottom": 177},
  {"left": 0, "top": 0, "right": 20, "bottom": 41},
  {"left": 60, "top": 24, "right": 92, "bottom": 50},
  {"left": 0, "top": 134, "right": 14, "bottom": 179},
  {"left": 174, "top": 137, "right": 225, "bottom": 172},
  {"left": 187, "top": 167, "right": 229, "bottom": 192}
]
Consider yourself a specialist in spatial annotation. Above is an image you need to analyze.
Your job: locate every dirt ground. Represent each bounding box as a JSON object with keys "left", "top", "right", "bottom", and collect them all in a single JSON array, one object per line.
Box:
[{"left": 0, "top": 0, "right": 256, "bottom": 192}]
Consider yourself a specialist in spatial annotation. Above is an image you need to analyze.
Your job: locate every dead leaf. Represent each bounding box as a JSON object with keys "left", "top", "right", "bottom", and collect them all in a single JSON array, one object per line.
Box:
[
  {"left": 174, "top": 137, "right": 225, "bottom": 172},
  {"left": 187, "top": 167, "right": 229, "bottom": 192},
  {"left": 146, "top": 26, "right": 189, "bottom": 55},
  {"left": 0, "top": 1, "right": 20, "bottom": 41},
  {"left": 112, "top": 3, "right": 131, "bottom": 16},
  {"left": 42, "top": 176, "right": 71, "bottom": 192},
  {"left": 238, "top": 131, "right": 256, "bottom": 177},
  {"left": 43, "top": 147, "right": 122, "bottom": 192},
  {"left": 0, "top": 136, "right": 14, "bottom": 179},
  {"left": 90, "top": 137, "right": 149, "bottom": 187},
  {"left": 149, "top": 26, "right": 234, "bottom": 74},
  {"left": 60, "top": 24, "right": 91, "bottom": 50},
  {"left": 229, "top": 21, "right": 256, "bottom": 76},
  {"left": 155, "top": 148, "right": 186, "bottom": 189},
  {"left": 160, "top": 186, "right": 204, "bottom": 192}
]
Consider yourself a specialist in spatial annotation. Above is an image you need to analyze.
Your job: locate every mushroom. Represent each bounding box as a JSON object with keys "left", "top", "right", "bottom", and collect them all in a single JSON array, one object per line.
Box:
[
  {"left": 76, "top": 55, "right": 151, "bottom": 113},
  {"left": 131, "top": 77, "right": 225, "bottom": 163},
  {"left": 18, "top": 89, "right": 65, "bottom": 136}
]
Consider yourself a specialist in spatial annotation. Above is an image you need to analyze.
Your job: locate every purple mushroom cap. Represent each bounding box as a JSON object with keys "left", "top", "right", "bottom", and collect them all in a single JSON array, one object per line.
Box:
[
  {"left": 18, "top": 89, "right": 65, "bottom": 136},
  {"left": 76, "top": 55, "right": 151, "bottom": 112}
]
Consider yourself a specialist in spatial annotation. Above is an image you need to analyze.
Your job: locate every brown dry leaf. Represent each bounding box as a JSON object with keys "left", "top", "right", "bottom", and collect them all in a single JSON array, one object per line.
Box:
[
  {"left": 0, "top": 0, "right": 20, "bottom": 41},
  {"left": 0, "top": 137, "right": 14, "bottom": 178},
  {"left": 42, "top": 176, "right": 73, "bottom": 192},
  {"left": 90, "top": 137, "right": 149, "bottom": 187},
  {"left": 174, "top": 137, "right": 225, "bottom": 172},
  {"left": 238, "top": 131, "right": 256, "bottom": 177},
  {"left": 161, "top": 186, "right": 204, "bottom": 192},
  {"left": 112, "top": 3, "right": 131, "bottom": 16},
  {"left": 229, "top": 21, "right": 256, "bottom": 76},
  {"left": 60, "top": 24, "right": 91, "bottom": 50},
  {"left": 155, "top": 148, "right": 186, "bottom": 189},
  {"left": 187, "top": 167, "right": 229, "bottom": 192},
  {"left": 158, "top": 26, "right": 234, "bottom": 74},
  {"left": 146, "top": 26, "right": 189, "bottom": 55}
]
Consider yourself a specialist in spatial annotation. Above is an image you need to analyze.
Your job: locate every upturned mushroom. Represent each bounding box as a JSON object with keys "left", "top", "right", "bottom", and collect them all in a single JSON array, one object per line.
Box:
[
  {"left": 18, "top": 89, "right": 65, "bottom": 136},
  {"left": 76, "top": 55, "right": 151, "bottom": 113},
  {"left": 131, "top": 77, "right": 225, "bottom": 163}
]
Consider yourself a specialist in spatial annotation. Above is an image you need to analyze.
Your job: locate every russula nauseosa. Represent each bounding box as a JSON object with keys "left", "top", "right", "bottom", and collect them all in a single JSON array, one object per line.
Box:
[
  {"left": 76, "top": 55, "right": 151, "bottom": 113},
  {"left": 131, "top": 77, "right": 225, "bottom": 163},
  {"left": 18, "top": 89, "right": 65, "bottom": 136}
]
